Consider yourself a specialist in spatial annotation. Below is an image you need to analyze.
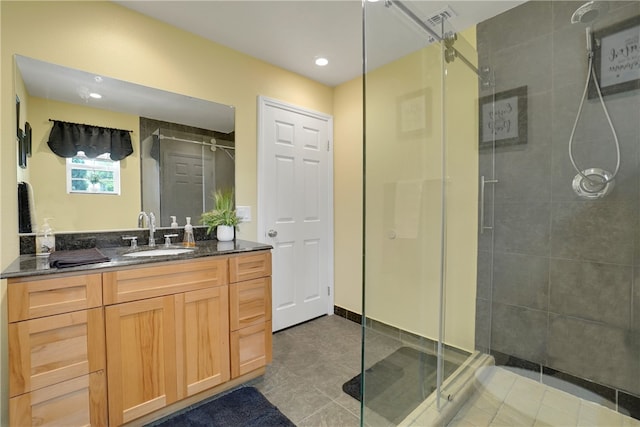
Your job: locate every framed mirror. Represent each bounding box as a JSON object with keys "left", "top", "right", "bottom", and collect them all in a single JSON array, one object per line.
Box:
[{"left": 15, "top": 54, "right": 235, "bottom": 232}]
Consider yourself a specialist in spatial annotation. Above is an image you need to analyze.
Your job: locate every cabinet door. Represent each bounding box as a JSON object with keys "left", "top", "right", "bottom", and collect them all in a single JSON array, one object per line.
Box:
[
  {"left": 9, "top": 307, "right": 105, "bottom": 397},
  {"left": 230, "top": 277, "right": 272, "bottom": 330},
  {"left": 175, "top": 286, "right": 230, "bottom": 399},
  {"left": 230, "top": 321, "right": 273, "bottom": 378},
  {"left": 9, "top": 371, "right": 107, "bottom": 427},
  {"left": 105, "top": 296, "right": 177, "bottom": 425}
]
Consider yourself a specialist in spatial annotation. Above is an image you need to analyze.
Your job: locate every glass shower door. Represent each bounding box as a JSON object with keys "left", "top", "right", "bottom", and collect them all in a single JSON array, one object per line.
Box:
[{"left": 361, "top": 2, "right": 486, "bottom": 425}]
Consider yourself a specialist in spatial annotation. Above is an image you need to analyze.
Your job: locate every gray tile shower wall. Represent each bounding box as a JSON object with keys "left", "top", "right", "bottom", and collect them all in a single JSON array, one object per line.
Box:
[{"left": 476, "top": 0, "right": 640, "bottom": 403}]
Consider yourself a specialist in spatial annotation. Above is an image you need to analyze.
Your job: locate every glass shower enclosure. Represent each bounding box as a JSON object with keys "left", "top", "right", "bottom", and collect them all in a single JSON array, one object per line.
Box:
[
  {"left": 361, "top": 1, "right": 640, "bottom": 426},
  {"left": 140, "top": 126, "right": 235, "bottom": 227}
]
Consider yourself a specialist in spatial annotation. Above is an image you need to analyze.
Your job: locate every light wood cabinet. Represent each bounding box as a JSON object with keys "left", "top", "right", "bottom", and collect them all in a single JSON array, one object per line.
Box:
[
  {"left": 9, "top": 371, "right": 107, "bottom": 427},
  {"left": 7, "top": 272, "right": 106, "bottom": 427},
  {"left": 8, "top": 272, "right": 102, "bottom": 322},
  {"left": 9, "top": 307, "right": 105, "bottom": 397},
  {"left": 176, "top": 287, "right": 230, "bottom": 398},
  {"left": 103, "top": 257, "right": 227, "bottom": 304},
  {"left": 8, "top": 249, "right": 272, "bottom": 426},
  {"left": 105, "top": 258, "right": 232, "bottom": 425},
  {"left": 229, "top": 251, "right": 272, "bottom": 283},
  {"left": 105, "top": 296, "right": 178, "bottom": 425},
  {"left": 230, "top": 320, "right": 273, "bottom": 378},
  {"left": 230, "top": 277, "right": 272, "bottom": 330},
  {"left": 229, "top": 252, "right": 273, "bottom": 378}
]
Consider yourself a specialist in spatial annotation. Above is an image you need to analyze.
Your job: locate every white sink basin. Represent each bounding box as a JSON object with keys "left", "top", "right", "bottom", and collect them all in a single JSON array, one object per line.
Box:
[{"left": 123, "top": 248, "right": 194, "bottom": 257}]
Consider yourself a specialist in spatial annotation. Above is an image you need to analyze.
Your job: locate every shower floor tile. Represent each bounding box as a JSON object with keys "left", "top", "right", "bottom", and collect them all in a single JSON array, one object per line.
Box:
[{"left": 448, "top": 366, "right": 640, "bottom": 427}]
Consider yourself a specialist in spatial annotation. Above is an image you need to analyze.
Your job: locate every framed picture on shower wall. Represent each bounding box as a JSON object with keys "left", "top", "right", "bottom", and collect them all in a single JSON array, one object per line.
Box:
[
  {"left": 396, "top": 88, "right": 431, "bottom": 139},
  {"left": 478, "top": 85, "right": 528, "bottom": 149},
  {"left": 590, "top": 15, "right": 640, "bottom": 99}
]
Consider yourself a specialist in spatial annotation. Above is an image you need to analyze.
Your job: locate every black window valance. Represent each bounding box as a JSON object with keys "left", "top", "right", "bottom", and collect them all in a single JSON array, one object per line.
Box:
[{"left": 47, "top": 120, "right": 133, "bottom": 161}]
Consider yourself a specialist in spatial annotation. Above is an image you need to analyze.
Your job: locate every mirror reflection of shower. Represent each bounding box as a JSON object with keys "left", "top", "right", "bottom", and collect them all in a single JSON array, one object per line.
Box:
[
  {"left": 568, "top": 1, "right": 620, "bottom": 200},
  {"left": 141, "top": 126, "right": 235, "bottom": 227}
]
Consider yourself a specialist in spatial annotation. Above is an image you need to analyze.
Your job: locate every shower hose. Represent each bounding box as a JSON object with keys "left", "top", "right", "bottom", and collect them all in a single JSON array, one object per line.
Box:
[{"left": 568, "top": 48, "right": 621, "bottom": 187}]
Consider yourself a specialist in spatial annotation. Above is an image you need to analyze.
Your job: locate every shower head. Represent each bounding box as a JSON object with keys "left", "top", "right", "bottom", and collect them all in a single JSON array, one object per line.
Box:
[{"left": 571, "top": 1, "right": 609, "bottom": 24}]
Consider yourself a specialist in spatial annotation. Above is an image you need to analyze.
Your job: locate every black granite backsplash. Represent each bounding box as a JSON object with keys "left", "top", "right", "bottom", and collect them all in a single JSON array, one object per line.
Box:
[{"left": 20, "top": 226, "right": 216, "bottom": 255}]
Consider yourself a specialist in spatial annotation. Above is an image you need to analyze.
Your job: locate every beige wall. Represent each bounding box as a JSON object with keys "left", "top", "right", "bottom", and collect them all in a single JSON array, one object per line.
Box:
[
  {"left": 333, "top": 77, "right": 363, "bottom": 314},
  {"left": 28, "top": 97, "right": 141, "bottom": 231},
  {"left": 442, "top": 29, "right": 479, "bottom": 350},
  {"left": 2, "top": 0, "right": 333, "bottom": 246},
  {"left": 0, "top": 1, "right": 334, "bottom": 423},
  {"left": 363, "top": 28, "right": 478, "bottom": 351}
]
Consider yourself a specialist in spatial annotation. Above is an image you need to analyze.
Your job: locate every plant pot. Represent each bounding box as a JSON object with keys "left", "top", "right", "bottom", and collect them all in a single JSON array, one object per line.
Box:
[{"left": 216, "top": 225, "right": 234, "bottom": 242}]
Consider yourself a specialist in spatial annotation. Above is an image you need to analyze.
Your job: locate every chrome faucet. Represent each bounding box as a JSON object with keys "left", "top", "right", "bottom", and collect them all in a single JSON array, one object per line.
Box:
[
  {"left": 137, "top": 211, "right": 156, "bottom": 247},
  {"left": 137, "top": 211, "right": 148, "bottom": 228}
]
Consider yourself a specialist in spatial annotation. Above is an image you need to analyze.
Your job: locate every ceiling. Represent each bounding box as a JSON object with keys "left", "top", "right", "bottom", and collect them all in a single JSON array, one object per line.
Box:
[
  {"left": 16, "top": 55, "right": 236, "bottom": 132},
  {"left": 114, "top": 1, "right": 526, "bottom": 87},
  {"left": 16, "top": 1, "right": 526, "bottom": 130}
]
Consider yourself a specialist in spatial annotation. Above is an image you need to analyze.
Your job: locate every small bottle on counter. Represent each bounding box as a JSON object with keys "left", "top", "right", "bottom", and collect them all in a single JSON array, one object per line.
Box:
[
  {"left": 170, "top": 216, "right": 178, "bottom": 228},
  {"left": 183, "top": 217, "right": 195, "bottom": 247},
  {"left": 36, "top": 218, "right": 55, "bottom": 257}
]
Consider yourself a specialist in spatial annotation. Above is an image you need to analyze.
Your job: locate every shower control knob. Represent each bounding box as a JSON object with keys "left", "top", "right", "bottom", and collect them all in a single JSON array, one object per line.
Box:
[{"left": 268, "top": 229, "right": 278, "bottom": 238}]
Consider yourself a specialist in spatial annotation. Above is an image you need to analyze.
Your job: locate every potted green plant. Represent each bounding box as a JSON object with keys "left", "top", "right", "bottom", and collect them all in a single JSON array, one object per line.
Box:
[
  {"left": 87, "top": 171, "right": 101, "bottom": 192},
  {"left": 200, "top": 188, "right": 239, "bottom": 241}
]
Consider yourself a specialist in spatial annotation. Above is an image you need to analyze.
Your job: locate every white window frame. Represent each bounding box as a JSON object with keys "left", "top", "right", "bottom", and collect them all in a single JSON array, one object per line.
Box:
[{"left": 66, "top": 151, "right": 121, "bottom": 195}]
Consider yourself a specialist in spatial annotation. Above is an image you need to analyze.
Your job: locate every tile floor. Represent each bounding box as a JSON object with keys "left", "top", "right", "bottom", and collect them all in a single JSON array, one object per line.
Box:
[
  {"left": 249, "top": 314, "right": 364, "bottom": 426},
  {"left": 447, "top": 366, "right": 640, "bottom": 427},
  {"left": 249, "top": 314, "right": 464, "bottom": 427},
  {"left": 250, "top": 315, "right": 640, "bottom": 427}
]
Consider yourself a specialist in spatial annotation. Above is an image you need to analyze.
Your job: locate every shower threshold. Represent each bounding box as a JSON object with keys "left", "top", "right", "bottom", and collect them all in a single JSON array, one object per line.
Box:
[{"left": 395, "top": 351, "right": 494, "bottom": 426}]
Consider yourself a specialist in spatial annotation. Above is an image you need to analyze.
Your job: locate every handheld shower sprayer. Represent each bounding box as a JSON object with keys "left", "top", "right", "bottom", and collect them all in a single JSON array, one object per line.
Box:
[{"left": 568, "top": 1, "right": 620, "bottom": 200}]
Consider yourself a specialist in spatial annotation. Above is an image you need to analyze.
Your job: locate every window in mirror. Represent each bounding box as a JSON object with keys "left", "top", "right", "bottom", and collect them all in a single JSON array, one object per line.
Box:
[{"left": 66, "top": 151, "right": 121, "bottom": 195}]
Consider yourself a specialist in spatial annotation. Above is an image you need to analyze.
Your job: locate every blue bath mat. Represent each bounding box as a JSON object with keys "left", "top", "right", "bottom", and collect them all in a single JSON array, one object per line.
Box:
[{"left": 148, "top": 386, "right": 294, "bottom": 427}]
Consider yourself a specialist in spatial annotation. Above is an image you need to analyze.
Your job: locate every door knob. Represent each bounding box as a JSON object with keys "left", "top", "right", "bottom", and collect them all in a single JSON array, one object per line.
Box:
[{"left": 268, "top": 229, "right": 278, "bottom": 238}]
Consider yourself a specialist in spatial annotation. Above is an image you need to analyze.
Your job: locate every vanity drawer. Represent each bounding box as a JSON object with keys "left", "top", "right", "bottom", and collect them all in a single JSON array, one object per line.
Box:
[
  {"left": 230, "top": 321, "right": 272, "bottom": 378},
  {"left": 8, "top": 273, "right": 102, "bottom": 322},
  {"left": 229, "top": 277, "right": 271, "bottom": 331},
  {"left": 9, "top": 371, "right": 107, "bottom": 427},
  {"left": 9, "top": 307, "right": 105, "bottom": 397},
  {"left": 103, "top": 256, "right": 228, "bottom": 304},
  {"left": 229, "top": 251, "right": 272, "bottom": 283}
]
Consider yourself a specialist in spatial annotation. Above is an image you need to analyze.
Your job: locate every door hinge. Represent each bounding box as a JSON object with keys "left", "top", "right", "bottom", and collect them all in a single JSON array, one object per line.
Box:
[
  {"left": 328, "top": 286, "right": 331, "bottom": 296},
  {"left": 327, "top": 140, "right": 330, "bottom": 151}
]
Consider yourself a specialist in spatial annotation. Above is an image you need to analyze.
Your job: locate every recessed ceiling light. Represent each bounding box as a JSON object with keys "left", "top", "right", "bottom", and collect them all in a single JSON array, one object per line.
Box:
[
  {"left": 315, "top": 57, "right": 329, "bottom": 67},
  {"left": 89, "top": 92, "right": 102, "bottom": 99}
]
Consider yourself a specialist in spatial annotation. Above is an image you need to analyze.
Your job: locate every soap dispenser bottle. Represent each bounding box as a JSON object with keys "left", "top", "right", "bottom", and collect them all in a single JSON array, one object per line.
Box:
[
  {"left": 170, "top": 216, "right": 178, "bottom": 228},
  {"left": 36, "top": 218, "right": 55, "bottom": 257},
  {"left": 183, "top": 217, "right": 195, "bottom": 247}
]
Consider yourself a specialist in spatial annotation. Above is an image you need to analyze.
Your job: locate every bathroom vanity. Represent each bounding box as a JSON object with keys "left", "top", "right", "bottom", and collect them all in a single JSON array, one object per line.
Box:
[{"left": 3, "top": 240, "right": 272, "bottom": 426}]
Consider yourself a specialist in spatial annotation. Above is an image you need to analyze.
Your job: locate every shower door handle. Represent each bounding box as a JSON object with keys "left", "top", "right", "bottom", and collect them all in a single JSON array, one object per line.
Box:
[{"left": 480, "top": 176, "right": 498, "bottom": 234}]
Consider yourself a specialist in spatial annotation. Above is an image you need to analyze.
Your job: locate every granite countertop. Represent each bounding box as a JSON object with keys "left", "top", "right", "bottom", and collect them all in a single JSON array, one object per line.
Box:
[{"left": 1, "top": 239, "right": 272, "bottom": 279}]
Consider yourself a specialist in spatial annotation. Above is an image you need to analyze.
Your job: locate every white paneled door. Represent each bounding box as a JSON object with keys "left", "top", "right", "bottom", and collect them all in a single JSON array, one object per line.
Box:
[{"left": 258, "top": 96, "right": 333, "bottom": 331}]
